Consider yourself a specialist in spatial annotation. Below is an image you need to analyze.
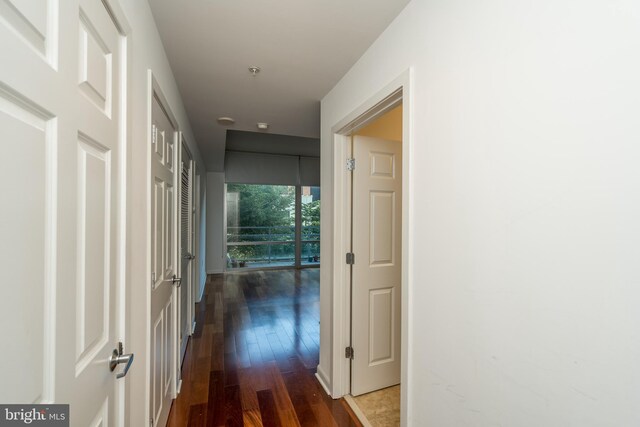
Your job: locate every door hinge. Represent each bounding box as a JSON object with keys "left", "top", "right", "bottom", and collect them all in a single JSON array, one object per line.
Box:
[
  {"left": 346, "top": 158, "right": 355, "bottom": 171},
  {"left": 151, "top": 271, "right": 156, "bottom": 288},
  {"left": 150, "top": 417, "right": 154, "bottom": 427},
  {"left": 345, "top": 346, "right": 354, "bottom": 359},
  {"left": 152, "top": 124, "right": 157, "bottom": 146},
  {"left": 346, "top": 252, "right": 355, "bottom": 265}
]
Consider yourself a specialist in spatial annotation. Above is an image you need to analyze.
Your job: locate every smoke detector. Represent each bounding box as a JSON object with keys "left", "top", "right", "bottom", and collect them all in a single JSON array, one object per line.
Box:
[
  {"left": 257, "top": 122, "right": 269, "bottom": 130},
  {"left": 248, "top": 66, "right": 261, "bottom": 76}
]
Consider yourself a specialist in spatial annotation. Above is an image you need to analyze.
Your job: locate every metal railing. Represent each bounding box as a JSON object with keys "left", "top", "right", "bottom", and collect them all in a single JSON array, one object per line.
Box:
[
  {"left": 226, "top": 225, "right": 320, "bottom": 268},
  {"left": 226, "top": 225, "right": 319, "bottom": 242}
]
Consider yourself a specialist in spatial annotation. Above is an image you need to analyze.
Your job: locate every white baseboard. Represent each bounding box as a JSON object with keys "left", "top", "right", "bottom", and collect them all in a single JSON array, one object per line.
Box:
[
  {"left": 197, "top": 280, "right": 206, "bottom": 302},
  {"left": 315, "top": 365, "right": 332, "bottom": 396}
]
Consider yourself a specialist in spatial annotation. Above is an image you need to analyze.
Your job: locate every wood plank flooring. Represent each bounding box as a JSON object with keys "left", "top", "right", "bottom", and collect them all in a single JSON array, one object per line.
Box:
[{"left": 167, "top": 269, "right": 362, "bottom": 427}]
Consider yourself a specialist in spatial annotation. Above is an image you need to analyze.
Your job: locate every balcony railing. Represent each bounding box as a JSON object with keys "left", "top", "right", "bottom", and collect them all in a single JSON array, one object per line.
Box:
[{"left": 226, "top": 225, "right": 320, "bottom": 269}]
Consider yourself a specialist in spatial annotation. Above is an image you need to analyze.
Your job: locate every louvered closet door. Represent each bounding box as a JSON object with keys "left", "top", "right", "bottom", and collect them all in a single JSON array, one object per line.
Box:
[
  {"left": 178, "top": 142, "right": 193, "bottom": 366},
  {"left": 0, "top": 0, "right": 129, "bottom": 425}
]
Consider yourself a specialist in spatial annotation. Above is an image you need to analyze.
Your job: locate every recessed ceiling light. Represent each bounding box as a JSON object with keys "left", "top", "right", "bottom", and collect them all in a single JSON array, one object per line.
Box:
[
  {"left": 257, "top": 122, "right": 269, "bottom": 130},
  {"left": 248, "top": 66, "right": 261, "bottom": 76},
  {"left": 217, "top": 117, "right": 235, "bottom": 125}
]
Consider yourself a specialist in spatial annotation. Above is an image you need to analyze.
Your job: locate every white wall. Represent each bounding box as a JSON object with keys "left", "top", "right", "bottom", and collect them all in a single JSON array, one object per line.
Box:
[
  {"left": 321, "top": 0, "right": 640, "bottom": 425},
  {"left": 120, "top": 0, "right": 207, "bottom": 425},
  {"left": 206, "top": 172, "right": 226, "bottom": 274}
]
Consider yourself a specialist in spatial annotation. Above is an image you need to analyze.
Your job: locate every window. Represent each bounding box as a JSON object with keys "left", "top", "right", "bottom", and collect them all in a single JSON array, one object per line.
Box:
[
  {"left": 226, "top": 184, "right": 320, "bottom": 269},
  {"left": 301, "top": 186, "right": 320, "bottom": 265}
]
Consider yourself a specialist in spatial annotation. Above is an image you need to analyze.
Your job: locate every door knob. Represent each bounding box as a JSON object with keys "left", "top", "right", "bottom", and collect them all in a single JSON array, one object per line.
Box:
[
  {"left": 183, "top": 253, "right": 195, "bottom": 260},
  {"left": 109, "top": 342, "right": 134, "bottom": 379},
  {"left": 171, "top": 274, "right": 182, "bottom": 287}
]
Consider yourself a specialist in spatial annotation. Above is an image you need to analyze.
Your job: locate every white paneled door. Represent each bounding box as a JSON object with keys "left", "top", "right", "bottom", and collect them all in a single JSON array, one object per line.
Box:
[
  {"left": 150, "top": 86, "right": 178, "bottom": 427},
  {"left": 351, "top": 135, "right": 402, "bottom": 396},
  {"left": 0, "top": 0, "right": 129, "bottom": 425}
]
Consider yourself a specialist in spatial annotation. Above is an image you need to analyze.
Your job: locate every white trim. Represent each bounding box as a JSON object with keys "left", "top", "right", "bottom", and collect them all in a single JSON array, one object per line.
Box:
[
  {"left": 400, "top": 68, "right": 414, "bottom": 427},
  {"left": 147, "top": 70, "right": 182, "bottom": 414},
  {"left": 315, "top": 366, "right": 332, "bottom": 396},
  {"left": 330, "top": 132, "right": 352, "bottom": 398},
  {"left": 102, "top": 1, "right": 131, "bottom": 424},
  {"left": 333, "top": 88, "right": 402, "bottom": 135},
  {"left": 144, "top": 69, "right": 153, "bottom": 427},
  {"left": 197, "top": 277, "right": 206, "bottom": 302},
  {"left": 177, "top": 133, "right": 194, "bottom": 376},
  {"left": 150, "top": 75, "right": 179, "bottom": 130},
  {"left": 328, "top": 68, "right": 412, "bottom": 427},
  {"left": 102, "top": 0, "right": 132, "bottom": 35},
  {"left": 343, "top": 395, "right": 374, "bottom": 427},
  {"left": 193, "top": 166, "right": 202, "bottom": 318}
]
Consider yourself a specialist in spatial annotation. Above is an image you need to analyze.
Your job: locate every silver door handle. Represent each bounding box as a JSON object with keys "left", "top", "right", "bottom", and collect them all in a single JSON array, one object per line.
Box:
[
  {"left": 183, "top": 253, "right": 195, "bottom": 260},
  {"left": 171, "top": 274, "right": 182, "bottom": 287},
  {"left": 109, "top": 342, "right": 134, "bottom": 379}
]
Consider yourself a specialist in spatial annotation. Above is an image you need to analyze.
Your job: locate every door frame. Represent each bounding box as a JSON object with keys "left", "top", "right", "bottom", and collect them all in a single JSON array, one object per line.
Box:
[
  {"left": 146, "top": 71, "right": 180, "bottom": 417},
  {"left": 193, "top": 165, "right": 201, "bottom": 311},
  {"left": 329, "top": 69, "right": 412, "bottom": 425}
]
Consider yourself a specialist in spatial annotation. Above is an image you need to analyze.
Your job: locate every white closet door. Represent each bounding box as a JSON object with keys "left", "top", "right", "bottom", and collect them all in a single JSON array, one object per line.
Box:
[
  {"left": 0, "top": 0, "right": 128, "bottom": 425},
  {"left": 150, "top": 89, "right": 178, "bottom": 427}
]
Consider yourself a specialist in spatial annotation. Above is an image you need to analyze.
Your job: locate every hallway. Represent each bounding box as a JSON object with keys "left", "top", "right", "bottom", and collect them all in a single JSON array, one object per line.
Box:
[{"left": 167, "top": 270, "right": 362, "bottom": 426}]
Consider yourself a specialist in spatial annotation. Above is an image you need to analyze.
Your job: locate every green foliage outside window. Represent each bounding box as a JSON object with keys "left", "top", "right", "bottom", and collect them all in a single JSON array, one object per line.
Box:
[
  {"left": 227, "top": 184, "right": 295, "bottom": 231},
  {"left": 301, "top": 200, "right": 320, "bottom": 226},
  {"left": 226, "top": 184, "right": 320, "bottom": 267}
]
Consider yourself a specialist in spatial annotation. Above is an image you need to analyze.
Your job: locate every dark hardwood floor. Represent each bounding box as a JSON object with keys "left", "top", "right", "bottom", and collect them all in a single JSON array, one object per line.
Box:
[{"left": 167, "top": 269, "right": 362, "bottom": 427}]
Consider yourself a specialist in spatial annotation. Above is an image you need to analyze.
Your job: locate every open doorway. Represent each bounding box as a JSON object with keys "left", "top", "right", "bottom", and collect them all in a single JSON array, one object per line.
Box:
[
  {"left": 327, "top": 71, "right": 411, "bottom": 427},
  {"left": 347, "top": 106, "right": 403, "bottom": 426}
]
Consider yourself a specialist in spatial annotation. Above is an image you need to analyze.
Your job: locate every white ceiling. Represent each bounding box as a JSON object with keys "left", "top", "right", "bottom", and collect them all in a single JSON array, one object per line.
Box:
[{"left": 147, "top": 0, "right": 410, "bottom": 171}]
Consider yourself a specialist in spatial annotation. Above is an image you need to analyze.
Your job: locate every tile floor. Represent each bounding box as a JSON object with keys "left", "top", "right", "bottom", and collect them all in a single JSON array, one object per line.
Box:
[{"left": 352, "top": 385, "right": 400, "bottom": 427}]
